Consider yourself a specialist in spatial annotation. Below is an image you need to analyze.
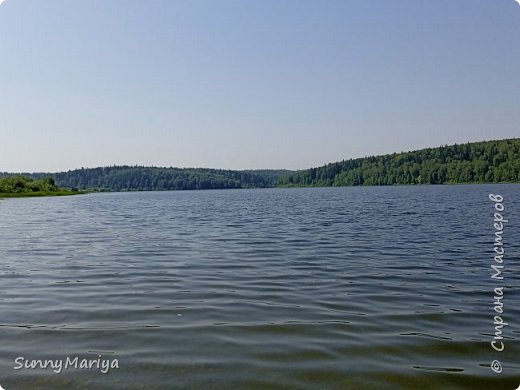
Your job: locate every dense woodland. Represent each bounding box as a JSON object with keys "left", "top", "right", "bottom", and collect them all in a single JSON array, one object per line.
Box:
[
  {"left": 279, "top": 139, "right": 520, "bottom": 186},
  {"left": 1, "top": 139, "right": 518, "bottom": 191},
  {"left": 0, "top": 175, "right": 58, "bottom": 193},
  {"left": 2, "top": 167, "right": 292, "bottom": 191}
]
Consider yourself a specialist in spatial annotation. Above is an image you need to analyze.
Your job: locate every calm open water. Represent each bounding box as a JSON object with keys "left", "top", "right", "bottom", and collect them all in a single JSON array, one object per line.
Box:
[{"left": 0, "top": 185, "right": 519, "bottom": 389}]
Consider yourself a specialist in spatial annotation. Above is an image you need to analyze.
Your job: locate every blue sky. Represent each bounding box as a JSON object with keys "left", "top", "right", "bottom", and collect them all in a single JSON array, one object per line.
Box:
[{"left": 0, "top": 0, "right": 519, "bottom": 172}]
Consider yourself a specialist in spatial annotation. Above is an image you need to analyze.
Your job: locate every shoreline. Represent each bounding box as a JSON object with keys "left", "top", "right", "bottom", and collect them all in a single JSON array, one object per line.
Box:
[{"left": 0, "top": 190, "right": 87, "bottom": 199}]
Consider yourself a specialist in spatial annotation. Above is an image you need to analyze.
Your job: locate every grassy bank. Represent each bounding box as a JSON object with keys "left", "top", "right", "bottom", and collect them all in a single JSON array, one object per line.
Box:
[
  {"left": 0, "top": 175, "right": 87, "bottom": 198},
  {"left": 0, "top": 190, "right": 87, "bottom": 198}
]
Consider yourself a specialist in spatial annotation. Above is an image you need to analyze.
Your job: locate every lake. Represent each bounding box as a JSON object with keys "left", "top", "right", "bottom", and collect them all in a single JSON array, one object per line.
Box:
[{"left": 0, "top": 185, "right": 519, "bottom": 389}]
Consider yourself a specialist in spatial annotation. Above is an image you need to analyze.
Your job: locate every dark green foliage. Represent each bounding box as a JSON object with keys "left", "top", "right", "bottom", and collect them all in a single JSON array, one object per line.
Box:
[
  {"left": 278, "top": 139, "right": 520, "bottom": 187},
  {"left": 1, "top": 139, "right": 517, "bottom": 192},
  {"left": 0, "top": 175, "right": 58, "bottom": 193},
  {"left": 4, "top": 167, "right": 292, "bottom": 192}
]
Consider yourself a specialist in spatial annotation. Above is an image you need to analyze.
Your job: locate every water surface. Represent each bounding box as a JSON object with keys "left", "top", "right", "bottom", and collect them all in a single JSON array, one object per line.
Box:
[{"left": 1, "top": 185, "right": 519, "bottom": 389}]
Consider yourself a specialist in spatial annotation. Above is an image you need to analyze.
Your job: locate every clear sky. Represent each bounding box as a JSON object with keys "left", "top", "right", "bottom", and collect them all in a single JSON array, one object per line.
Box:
[{"left": 0, "top": 0, "right": 519, "bottom": 172}]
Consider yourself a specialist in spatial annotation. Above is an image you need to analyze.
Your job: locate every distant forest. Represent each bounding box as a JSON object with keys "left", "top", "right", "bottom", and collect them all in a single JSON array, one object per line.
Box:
[
  {"left": 279, "top": 138, "right": 520, "bottom": 186},
  {"left": 0, "top": 167, "right": 291, "bottom": 191},
  {"left": 1, "top": 139, "right": 518, "bottom": 191}
]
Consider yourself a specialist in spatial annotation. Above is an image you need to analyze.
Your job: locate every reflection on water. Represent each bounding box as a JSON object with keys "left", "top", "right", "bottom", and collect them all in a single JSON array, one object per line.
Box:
[{"left": 0, "top": 185, "right": 519, "bottom": 389}]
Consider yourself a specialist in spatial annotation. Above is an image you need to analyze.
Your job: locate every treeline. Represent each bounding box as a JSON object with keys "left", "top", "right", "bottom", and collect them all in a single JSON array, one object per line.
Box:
[
  {"left": 9, "top": 167, "right": 292, "bottom": 191},
  {"left": 278, "top": 138, "right": 520, "bottom": 186},
  {"left": 0, "top": 176, "right": 58, "bottom": 193},
  {"left": 2, "top": 139, "right": 518, "bottom": 191}
]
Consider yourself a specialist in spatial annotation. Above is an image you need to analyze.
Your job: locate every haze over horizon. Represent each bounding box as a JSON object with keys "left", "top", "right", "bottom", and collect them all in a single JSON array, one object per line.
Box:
[
  {"left": 1, "top": 1, "right": 519, "bottom": 172},
  {"left": 2, "top": 137, "right": 517, "bottom": 174}
]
